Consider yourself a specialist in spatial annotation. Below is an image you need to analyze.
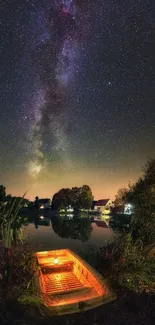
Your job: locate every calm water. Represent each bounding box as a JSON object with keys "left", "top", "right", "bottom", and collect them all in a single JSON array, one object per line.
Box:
[{"left": 25, "top": 214, "right": 115, "bottom": 255}]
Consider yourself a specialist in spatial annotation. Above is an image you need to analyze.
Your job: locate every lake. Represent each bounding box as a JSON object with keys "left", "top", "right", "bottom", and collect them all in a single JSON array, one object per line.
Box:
[{"left": 25, "top": 214, "right": 115, "bottom": 255}]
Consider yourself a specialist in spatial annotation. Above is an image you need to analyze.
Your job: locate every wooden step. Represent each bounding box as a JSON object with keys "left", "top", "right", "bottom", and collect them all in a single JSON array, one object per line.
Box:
[{"left": 41, "top": 271, "right": 87, "bottom": 295}]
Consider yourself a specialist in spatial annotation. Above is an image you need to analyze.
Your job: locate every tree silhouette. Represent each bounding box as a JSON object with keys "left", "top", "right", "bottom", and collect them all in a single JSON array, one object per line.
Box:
[
  {"left": 0, "top": 185, "right": 6, "bottom": 202},
  {"left": 34, "top": 196, "right": 39, "bottom": 210},
  {"left": 51, "top": 185, "right": 93, "bottom": 211},
  {"left": 119, "top": 158, "right": 155, "bottom": 245}
]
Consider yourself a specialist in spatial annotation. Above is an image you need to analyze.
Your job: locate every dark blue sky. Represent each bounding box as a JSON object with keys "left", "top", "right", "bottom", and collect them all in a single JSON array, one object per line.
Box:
[{"left": 0, "top": 0, "right": 155, "bottom": 199}]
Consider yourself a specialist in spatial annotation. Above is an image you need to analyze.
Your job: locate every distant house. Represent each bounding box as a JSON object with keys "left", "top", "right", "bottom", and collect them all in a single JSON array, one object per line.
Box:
[
  {"left": 38, "top": 198, "right": 51, "bottom": 209},
  {"left": 94, "top": 199, "right": 113, "bottom": 215},
  {"left": 91, "top": 201, "right": 97, "bottom": 210}
]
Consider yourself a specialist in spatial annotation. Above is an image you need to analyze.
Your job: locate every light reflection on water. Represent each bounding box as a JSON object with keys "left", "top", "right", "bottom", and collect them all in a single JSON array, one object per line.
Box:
[{"left": 25, "top": 214, "right": 115, "bottom": 254}]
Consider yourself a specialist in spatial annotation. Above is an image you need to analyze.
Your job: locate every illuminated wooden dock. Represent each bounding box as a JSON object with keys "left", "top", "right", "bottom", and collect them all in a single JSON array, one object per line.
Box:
[{"left": 36, "top": 249, "right": 115, "bottom": 314}]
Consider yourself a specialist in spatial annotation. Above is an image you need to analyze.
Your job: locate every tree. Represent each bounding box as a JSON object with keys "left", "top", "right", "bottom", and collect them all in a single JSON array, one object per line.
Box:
[
  {"left": 79, "top": 185, "right": 94, "bottom": 210},
  {"left": 120, "top": 158, "right": 155, "bottom": 245},
  {"left": 52, "top": 192, "right": 62, "bottom": 210},
  {"left": 143, "top": 157, "right": 155, "bottom": 186},
  {"left": 51, "top": 185, "right": 93, "bottom": 212},
  {"left": 52, "top": 188, "right": 71, "bottom": 211},
  {"left": 0, "top": 185, "right": 6, "bottom": 202},
  {"left": 70, "top": 187, "right": 81, "bottom": 211},
  {"left": 67, "top": 185, "right": 93, "bottom": 211},
  {"left": 34, "top": 196, "right": 39, "bottom": 210},
  {"left": 114, "top": 187, "right": 130, "bottom": 206}
]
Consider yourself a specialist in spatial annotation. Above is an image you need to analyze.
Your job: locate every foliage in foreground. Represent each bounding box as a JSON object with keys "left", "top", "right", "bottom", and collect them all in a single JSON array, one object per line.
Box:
[
  {"left": 0, "top": 197, "right": 43, "bottom": 321},
  {"left": 115, "top": 158, "right": 155, "bottom": 246},
  {"left": 101, "top": 233, "right": 155, "bottom": 293},
  {"left": 92, "top": 158, "right": 155, "bottom": 294},
  {"left": 0, "top": 194, "right": 29, "bottom": 278},
  {"left": 0, "top": 240, "right": 46, "bottom": 324},
  {"left": 0, "top": 241, "right": 38, "bottom": 299}
]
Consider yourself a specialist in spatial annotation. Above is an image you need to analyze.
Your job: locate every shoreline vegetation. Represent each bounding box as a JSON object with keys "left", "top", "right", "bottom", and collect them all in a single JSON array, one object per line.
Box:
[{"left": 0, "top": 158, "right": 155, "bottom": 324}]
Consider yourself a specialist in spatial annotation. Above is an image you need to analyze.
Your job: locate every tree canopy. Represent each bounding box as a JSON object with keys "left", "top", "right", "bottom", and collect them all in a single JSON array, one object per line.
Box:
[
  {"left": 115, "top": 158, "right": 155, "bottom": 245},
  {"left": 52, "top": 185, "right": 93, "bottom": 211},
  {"left": 114, "top": 187, "right": 130, "bottom": 206}
]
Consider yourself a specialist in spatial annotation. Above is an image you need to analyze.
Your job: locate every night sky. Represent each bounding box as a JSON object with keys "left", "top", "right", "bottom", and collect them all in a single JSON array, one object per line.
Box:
[{"left": 1, "top": 0, "right": 155, "bottom": 201}]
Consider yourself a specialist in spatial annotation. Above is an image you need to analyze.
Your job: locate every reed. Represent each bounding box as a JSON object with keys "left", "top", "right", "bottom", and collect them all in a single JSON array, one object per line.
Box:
[{"left": 0, "top": 193, "right": 26, "bottom": 278}]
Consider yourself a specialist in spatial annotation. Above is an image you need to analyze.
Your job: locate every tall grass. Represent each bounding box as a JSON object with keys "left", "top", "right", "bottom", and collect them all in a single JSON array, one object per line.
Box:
[{"left": 0, "top": 194, "right": 27, "bottom": 279}]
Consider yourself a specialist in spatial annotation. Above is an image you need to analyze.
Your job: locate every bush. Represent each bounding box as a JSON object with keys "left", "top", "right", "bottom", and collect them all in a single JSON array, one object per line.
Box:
[
  {"left": 0, "top": 240, "right": 38, "bottom": 300},
  {"left": 100, "top": 234, "right": 155, "bottom": 293}
]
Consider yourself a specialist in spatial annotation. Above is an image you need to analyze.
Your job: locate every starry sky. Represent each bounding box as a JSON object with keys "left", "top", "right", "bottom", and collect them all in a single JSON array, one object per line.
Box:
[{"left": 1, "top": 0, "right": 155, "bottom": 201}]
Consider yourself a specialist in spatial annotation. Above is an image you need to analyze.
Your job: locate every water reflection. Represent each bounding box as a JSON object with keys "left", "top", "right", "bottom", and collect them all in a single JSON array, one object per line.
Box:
[
  {"left": 34, "top": 215, "right": 51, "bottom": 229},
  {"left": 24, "top": 212, "right": 115, "bottom": 251},
  {"left": 26, "top": 212, "right": 123, "bottom": 236},
  {"left": 94, "top": 219, "right": 109, "bottom": 229},
  {"left": 52, "top": 216, "right": 93, "bottom": 242},
  {"left": 23, "top": 208, "right": 130, "bottom": 236}
]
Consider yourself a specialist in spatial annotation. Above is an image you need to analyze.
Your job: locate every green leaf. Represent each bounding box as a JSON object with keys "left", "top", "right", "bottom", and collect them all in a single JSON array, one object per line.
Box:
[
  {"left": 12, "top": 193, "right": 26, "bottom": 222},
  {"left": 27, "top": 280, "right": 32, "bottom": 289}
]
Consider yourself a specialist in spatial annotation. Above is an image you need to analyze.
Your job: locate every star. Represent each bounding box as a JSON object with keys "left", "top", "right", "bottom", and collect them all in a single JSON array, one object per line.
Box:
[{"left": 0, "top": 0, "right": 154, "bottom": 200}]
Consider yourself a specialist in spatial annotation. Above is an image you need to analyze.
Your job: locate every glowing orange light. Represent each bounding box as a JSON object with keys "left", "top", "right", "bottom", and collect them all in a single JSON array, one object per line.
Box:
[
  {"left": 36, "top": 249, "right": 115, "bottom": 313},
  {"left": 54, "top": 258, "right": 59, "bottom": 264}
]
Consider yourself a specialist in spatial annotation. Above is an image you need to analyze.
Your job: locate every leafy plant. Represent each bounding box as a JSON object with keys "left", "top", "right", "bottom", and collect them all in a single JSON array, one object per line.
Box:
[
  {"left": 18, "top": 294, "right": 43, "bottom": 306},
  {"left": 0, "top": 193, "right": 27, "bottom": 278},
  {"left": 114, "top": 158, "right": 155, "bottom": 245},
  {"left": 100, "top": 233, "right": 155, "bottom": 293}
]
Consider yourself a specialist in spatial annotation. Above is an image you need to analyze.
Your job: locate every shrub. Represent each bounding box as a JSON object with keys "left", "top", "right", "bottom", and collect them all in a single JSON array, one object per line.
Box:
[{"left": 101, "top": 233, "right": 155, "bottom": 293}]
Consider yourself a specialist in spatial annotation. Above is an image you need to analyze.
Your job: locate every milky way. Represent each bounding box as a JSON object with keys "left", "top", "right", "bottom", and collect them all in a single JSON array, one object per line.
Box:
[{"left": 28, "top": 0, "right": 89, "bottom": 179}]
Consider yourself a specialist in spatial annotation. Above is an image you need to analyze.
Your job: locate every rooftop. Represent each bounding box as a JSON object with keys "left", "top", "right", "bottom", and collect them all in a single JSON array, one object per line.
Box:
[
  {"left": 38, "top": 198, "right": 51, "bottom": 204},
  {"left": 95, "top": 199, "right": 110, "bottom": 207}
]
